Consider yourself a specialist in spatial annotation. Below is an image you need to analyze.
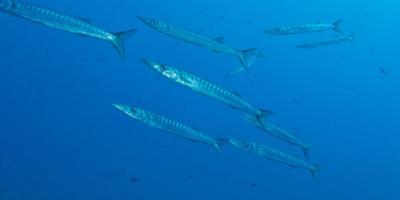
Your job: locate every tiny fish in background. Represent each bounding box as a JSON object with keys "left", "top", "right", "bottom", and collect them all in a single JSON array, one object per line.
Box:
[
  {"left": 380, "top": 67, "right": 389, "bottom": 76},
  {"left": 263, "top": 19, "right": 344, "bottom": 35},
  {"left": 296, "top": 32, "right": 355, "bottom": 49},
  {"left": 130, "top": 177, "right": 140, "bottom": 183}
]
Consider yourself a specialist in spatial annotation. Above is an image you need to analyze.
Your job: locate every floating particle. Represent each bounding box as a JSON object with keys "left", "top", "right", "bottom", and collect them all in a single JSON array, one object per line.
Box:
[
  {"left": 130, "top": 177, "right": 140, "bottom": 183},
  {"left": 380, "top": 67, "right": 389, "bottom": 76},
  {"left": 187, "top": 175, "right": 195, "bottom": 179}
]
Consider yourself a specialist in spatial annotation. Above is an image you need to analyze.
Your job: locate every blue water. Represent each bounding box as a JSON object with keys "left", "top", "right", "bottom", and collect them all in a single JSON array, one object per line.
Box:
[{"left": 1, "top": 0, "right": 399, "bottom": 199}]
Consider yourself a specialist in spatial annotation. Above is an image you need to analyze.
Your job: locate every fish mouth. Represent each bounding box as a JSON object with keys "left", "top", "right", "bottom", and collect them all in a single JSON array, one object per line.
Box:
[
  {"left": 140, "top": 58, "right": 159, "bottom": 68},
  {"left": 137, "top": 16, "right": 150, "bottom": 25},
  {"left": 112, "top": 103, "right": 130, "bottom": 112}
]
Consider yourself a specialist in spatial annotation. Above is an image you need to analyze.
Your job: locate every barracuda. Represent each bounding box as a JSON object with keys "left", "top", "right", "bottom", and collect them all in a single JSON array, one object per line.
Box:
[
  {"left": 113, "top": 103, "right": 228, "bottom": 153},
  {"left": 243, "top": 115, "right": 312, "bottom": 159},
  {"left": 141, "top": 59, "right": 273, "bottom": 128},
  {"left": 296, "top": 32, "right": 355, "bottom": 49},
  {"left": 137, "top": 16, "right": 263, "bottom": 73},
  {"left": 0, "top": 0, "right": 136, "bottom": 58},
  {"left": 229, "top": 138, "right": 322, "bottom": 180},
  {"left": 263, "top": 19, "right": 343, "bottom": 35}
]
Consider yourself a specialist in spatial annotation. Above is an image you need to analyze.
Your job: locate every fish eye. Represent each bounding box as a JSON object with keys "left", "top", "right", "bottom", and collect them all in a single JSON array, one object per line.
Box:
[
  {"left": 160, "top": 65, "right": 167, "bottom": 71},
  {"left": 151, "top": 19, "right": 158, "bottom": 24}
]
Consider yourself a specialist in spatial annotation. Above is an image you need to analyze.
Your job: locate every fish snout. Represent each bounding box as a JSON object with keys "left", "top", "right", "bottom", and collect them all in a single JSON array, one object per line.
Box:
[
  {"left": 136, "top": 16, "right": 146, "bottom": 23},
  {"left": 137, "top": 16, "right": 154, "bottom": 26},
  {"left": 112, "top": 103, "right": 131, "bottom": 112},
  {"left": 140, "top": 58, "right": 156, "bottom": 67}
]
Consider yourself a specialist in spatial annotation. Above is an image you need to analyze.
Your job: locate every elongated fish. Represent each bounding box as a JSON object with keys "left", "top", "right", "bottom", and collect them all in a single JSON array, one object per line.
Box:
[
  {"left": 113, "top": 103, "right": 228, "bottom": 153},
  {"left": 137, "top": 16, "right": 263, "bottom": 72},
  {"left": 141, "top": 59, "right": 273, "bottom": 127},
  {"left": 229, "top": 138, "right": 322, "bottom": 180},
  {"left": 244, "top": 114, "right": 311, "bottom": 159},
  {"left": 296, "top": 32, "right": 355, "bottom": 49},
  {"left": 263, "top": 19, "right": 343, "bottom": 35},
  {"left": 0, "top": 0, "right": 136, "bottom": 58}
]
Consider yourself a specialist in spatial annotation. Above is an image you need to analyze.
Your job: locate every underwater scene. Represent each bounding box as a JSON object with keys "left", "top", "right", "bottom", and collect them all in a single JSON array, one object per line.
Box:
[{"left": 0, "top": 0, "right": 399, "bottom": 199}]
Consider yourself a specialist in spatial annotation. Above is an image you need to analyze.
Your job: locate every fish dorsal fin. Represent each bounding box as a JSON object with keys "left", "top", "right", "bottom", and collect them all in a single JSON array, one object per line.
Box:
[{"left": 214, "top": 37, "right": 225, "bottom": 43}]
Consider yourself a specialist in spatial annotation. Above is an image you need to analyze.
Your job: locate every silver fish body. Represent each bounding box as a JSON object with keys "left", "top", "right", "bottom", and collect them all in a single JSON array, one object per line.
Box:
[
  {"left": 262, "top": 121, "right": 311, "bottom": 158},
  {"left": 0, "top": 0, "right": 136, "bottom": 58},
  {"left": 137, "top": 16, "right": 263, "bottom": 72},
  {"left": 142, "top": 59, "right": 272, "bottom": 123},
  {"left": 264, "top": 19, "right": 343, "bottom": 35},
  {"left": 296, "top": 32, "right": 355, "bottom": 49},
  {"left": 229, "top": 138, "right": 321, "bottom": 180},
  {"left": 113, "top": 103, "right": 227, "bottom": 153}
]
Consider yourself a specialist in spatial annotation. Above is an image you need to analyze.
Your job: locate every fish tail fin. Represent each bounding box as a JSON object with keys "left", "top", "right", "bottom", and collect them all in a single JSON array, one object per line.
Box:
[
  {"left": 302, "top": 144, "right": 312, "bottom": 159},
  {"left": 111, "top": 29, "right": 138, "bottom": 59},
  {"left": 310, "top": 164, "right": 323, "bottom": 181},
  {"left": 347, "top": 32, "right": 356, "bottom": 41},
  {"left": 332, "top": 19, "right": 344, "bottom": 34},
  {"left": 213, "top": 138, "right": 230, "bottom": 154},
  {"left": 237, "top": 48, "right": 265, "bottom": 72}
]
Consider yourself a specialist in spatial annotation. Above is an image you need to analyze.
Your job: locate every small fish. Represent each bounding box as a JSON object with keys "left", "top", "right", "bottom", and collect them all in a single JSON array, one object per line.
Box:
[
  {"left": 0, "top": 0, "right": 137, "bottom": 58},
  {"left": 137, "top": 16, "right": 264, "bottom": 72},
  {"left": 130, "top": 177, "right": 140, "bottom": 183},
  {"left": 141, "top": 59, "right": 273, "bottom": 129},
  {"left": 186, "top": 175, "right": 195, "bottom": 179},
  {"left": 229, "top": 138, "right": 322, "bottom": 180},
  {"left": 296, "top": 32, "right": 355, "bottom": 49},
  {"left": 380, "top": 67, "right": 389, "bottom": 76},
  {"left": 113, "top": 104, "right": 228, "bottom": 153},
  {"left": 264, "top": 19, "right": 344, "bottom": 35}
]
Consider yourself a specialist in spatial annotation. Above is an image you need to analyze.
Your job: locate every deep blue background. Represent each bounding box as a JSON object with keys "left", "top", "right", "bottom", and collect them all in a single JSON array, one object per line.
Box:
[{"left": 0, "top": 0, "right": 399, "bottom": 199}]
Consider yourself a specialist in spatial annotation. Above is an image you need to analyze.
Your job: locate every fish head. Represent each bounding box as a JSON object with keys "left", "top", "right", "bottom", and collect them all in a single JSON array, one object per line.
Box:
[
  {"left": 113, "top": 103, "right": 147, "bottom": 121},
  {"left": 137, "top": 16, "right": 168, "bottom": 31},
  {"left": 0, "top": 0, "right": 15, "bottom": 10},
  {"left": 141, "top": 59, "right": 181, "bottom": 81}
]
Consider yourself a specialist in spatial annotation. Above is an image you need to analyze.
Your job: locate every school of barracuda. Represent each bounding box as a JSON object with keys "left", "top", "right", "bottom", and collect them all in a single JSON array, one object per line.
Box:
[{"left": 0, "top": 0, "right": 356, "bottom": 181}]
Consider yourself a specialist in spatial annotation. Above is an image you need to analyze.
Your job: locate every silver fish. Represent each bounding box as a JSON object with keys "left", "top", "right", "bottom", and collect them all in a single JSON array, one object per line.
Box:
[
  {"left": 137, "top": 16, "right": 263, "bottom": 72},
  {"left": 229, "top": 138, "right": 321, "bottom": 180},
  {"left": 0, "top": 0, "right": 136, "bottom": 58},
  {"left": 244, "top": 114, "right": 311, "bottom": 159},
  {"left": 264, "top": 19, "right": 343, "bottom": 35},
  {"left": 296, "top": 32, "right": 355, "bottom": 49},
  {"left": 113, "top": 103, "right": 228, "bottom": 153},
  {"left": 141, "top": 59, "right": 273, "bottom": 127}
]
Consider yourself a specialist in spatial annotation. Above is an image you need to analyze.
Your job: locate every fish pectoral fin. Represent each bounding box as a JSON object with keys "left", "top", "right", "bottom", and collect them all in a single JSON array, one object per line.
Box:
[
  {"left": 76, "top": 33, "right": 89, "bottom": 37},
  {"left": 232, "top": 91, "right": 242, "bottom": 97},
  {"left": 214, "top": 36, "right": 225, "bottom": 43},
  {"left": 78, "top": 18, "right": 92, "bottom": 23}
]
